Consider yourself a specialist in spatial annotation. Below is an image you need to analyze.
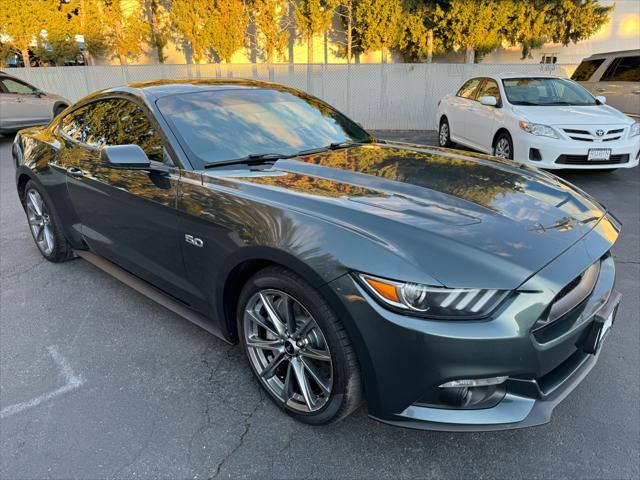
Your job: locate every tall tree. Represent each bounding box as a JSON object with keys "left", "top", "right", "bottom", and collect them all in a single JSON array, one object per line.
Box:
[
  {"left": 208, "top": 0, "right": 248, "bottom": 63},
  {"left": 100, "top": 0, "right": 150, "bottom": 65},
  {"left": 294, "top": 0, "right": 338, "bottom": 64},
  {"left": 0, "top": 0, "right": 52, "bottom": 67},
  {"left": 435, "top": 0, "right": 511, "bottom": 63},
  {"left": 336, "top": 0, "right": 358, "bottom": 63},
  {"left": 354, "top": 0, "right": 404, "bottom": 63},
  {"left": 400, "top": 1, "right": 444, "bottom": 62},
  {"left": 143, "top": 0, "right": 171, "bottom": 63},
  {"left": 251, "top": 0, "right": 290, "bottom": 63},
  {"left": 35, "top": 0, "right": 81, "bottom": 66},
  {"left": 172, "top": 0, "right": 213, "bottom": 63}
]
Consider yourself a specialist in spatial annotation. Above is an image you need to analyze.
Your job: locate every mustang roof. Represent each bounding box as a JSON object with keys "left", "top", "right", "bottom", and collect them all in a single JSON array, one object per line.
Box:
[{"left": 118, "top": 79, "right": 281, "bottom": 99}]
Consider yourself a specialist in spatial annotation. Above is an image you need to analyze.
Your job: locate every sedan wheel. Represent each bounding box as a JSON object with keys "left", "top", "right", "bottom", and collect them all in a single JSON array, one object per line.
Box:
[
  {"left": 238, "top": 266, "right": 362, "bottom": 425},
  {"left": 244, "top": 289, "right": 333, "bottom": 412},
  {"left": 493, "top": 134, "right": 513, "bottom": 160},
  {"left": 439, "top": 119, "right": 454, "bottom": 148},
  {"left": 26, "top": 188, "right": 55, "bottom": 256}
]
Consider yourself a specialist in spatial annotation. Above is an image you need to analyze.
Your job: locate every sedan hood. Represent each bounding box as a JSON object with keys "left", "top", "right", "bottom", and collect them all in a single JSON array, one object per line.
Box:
[
  {"left": 513, "top": 104, "right": 632, "bottom": 126},
  {"left": 206, "top": 144, "right": 610, "bottom": 289}
]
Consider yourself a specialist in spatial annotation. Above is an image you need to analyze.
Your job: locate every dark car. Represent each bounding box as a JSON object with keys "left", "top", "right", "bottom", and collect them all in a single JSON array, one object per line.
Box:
[{"left": 13, "top": 80, "right": 622, "bottom": 431}]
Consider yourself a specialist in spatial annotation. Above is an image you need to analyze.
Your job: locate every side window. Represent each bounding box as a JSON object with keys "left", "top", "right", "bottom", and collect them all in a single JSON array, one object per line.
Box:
[
  {"left": 2, "top": 78, "right": 37, "bottom": 95},
  {"left": 602, "top": 56, "right": 640, "bottom": 82},
  {"left": 61, "top": 104, "right": 95, "bottom": 143},
  {"left": 71, "top": 98, "right": 166, "bottom": 164},
  {"left": 476, "top": 79, "right": 501, "bottom": 104},
  {"left": 571, "top": 59, "right": 606, "bottom": 81},
  {"left": 456, "top": 78, "right": 482, "bottom": 99}
]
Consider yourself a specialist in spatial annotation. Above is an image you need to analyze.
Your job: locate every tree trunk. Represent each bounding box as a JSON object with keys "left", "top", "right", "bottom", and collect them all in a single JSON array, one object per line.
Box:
[
  {"left": 346, "top": 2, "right": 352, "bottom": 64},
  {"left": 267, "top": 49, "right": 273, "bottom": 64},
  {"left": 288, "top": 2, "right": 295, "bottom": 65},
  {"left": 426, "top": 29, "right": 433, "bottom": 64},
  {"left": 150, "top": 0, "right": 164, "bottom": 63},
  {"left": 21, "top": 48, "right": 31, "bottom": 68},
  {"left": 381, "top": 45, "right": 387, "bottom": 64},
  {"left": 464, "top": 46, "right": 475, "bottom": 64},
  {"left": 118, "top": 52, "right": 127, "bottom": 66},
  {"left": 324, "top": 31, "right": 328, "bottom": 64},
  {"left": 307, "top": 34, "right": 313, "bottom": 64}
]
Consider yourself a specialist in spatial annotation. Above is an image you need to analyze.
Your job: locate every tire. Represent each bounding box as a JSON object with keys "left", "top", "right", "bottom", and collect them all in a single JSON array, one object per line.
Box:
[
  {"left": 22, "top": 180, "right": 74, "bottom": 262},
  {"left": 53, "top": 104, "right": 68, "bottom": 117},
  {"left": 438, "top": 117, "right": 455, "bottom": 148},
  {"left": 237, "top": 266, "right": 362, "bottom": 425},
  {"left": 493, "top": 131, "right": 514, "bottom": 160}
]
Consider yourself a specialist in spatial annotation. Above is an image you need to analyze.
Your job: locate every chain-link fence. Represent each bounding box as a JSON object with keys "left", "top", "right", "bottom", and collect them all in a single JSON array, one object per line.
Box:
[{"left": 7, "top": 63, "right": 576, "bottom": 130}]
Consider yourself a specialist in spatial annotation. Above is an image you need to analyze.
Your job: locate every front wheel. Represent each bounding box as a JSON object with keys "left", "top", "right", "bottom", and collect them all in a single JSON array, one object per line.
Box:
[
  {"left": 493, "top": 132, "right": 514, "bottom": 160},
  {"left": 238, "top": 266, "right": 362, "bottom": 425},
  {"left": 439, "top": 118, "right": 455, "bottom": 148}
]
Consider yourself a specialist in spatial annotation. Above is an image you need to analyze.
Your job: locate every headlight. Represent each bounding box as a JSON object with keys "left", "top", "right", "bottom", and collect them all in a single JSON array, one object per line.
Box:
[
  {"left": 630, "top": 122, "right": 640, "bottom": 138},
  {"left": 519, "top": 121, "right": 559, "bottom": 139},
  {"left": 356, "top": 273, "right": 509, "bottom": 319}
]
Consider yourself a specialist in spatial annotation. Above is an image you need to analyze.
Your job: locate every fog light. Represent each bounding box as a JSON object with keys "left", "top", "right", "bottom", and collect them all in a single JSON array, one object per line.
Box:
[{"left": 439, "top": 376, "right": 508, "bottom": 388}]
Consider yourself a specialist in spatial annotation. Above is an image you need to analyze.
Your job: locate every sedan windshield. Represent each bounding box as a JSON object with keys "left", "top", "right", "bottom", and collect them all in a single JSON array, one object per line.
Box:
[
  {"left": 157, "top": 88, "right": 372, "bottom": 167},
  {"left": 502, "top": 78, "right": 597, "bottom": 106}
]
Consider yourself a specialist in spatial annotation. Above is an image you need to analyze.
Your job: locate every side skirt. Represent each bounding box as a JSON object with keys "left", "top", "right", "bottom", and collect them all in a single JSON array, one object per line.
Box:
[{"left": 75, "top": 250, "right": 231, "bottom": 344}]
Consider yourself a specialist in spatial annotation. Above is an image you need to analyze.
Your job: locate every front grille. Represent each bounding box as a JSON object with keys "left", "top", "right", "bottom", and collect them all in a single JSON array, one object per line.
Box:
[
  {"left": 607, "top": 128, "right": 624, "bottom": 134},
  {"left": 556, "top": 154, "right": 629, "bottom": 165},
  {"left": 563, "top": 128, "right": 590, "bottom": 135},
  {"left": 603, "top": 136, "right": 622, "bottom": 142},
  {"left": 569, "top": 136, "right": 593, "bottom": 142},
  {"left": 561, "top": 127, "right": 626, "bottom": 143}
]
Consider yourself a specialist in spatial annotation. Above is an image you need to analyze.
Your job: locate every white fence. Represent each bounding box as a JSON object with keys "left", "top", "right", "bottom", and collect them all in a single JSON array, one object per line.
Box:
[{"left": 8, "top": 63, "right": 576, "bottom": 130}]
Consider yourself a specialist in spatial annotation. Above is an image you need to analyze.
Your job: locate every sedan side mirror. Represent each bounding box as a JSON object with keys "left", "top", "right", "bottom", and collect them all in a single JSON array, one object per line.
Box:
[
  {"left": 479, "top": 96, "right": 498, "bottom": 107},
  {"left": 595, "top": 95, "right": 607, "bottom": 105},
  {"left": 101, "top": 144, "right": 151, "bottom": 169}
]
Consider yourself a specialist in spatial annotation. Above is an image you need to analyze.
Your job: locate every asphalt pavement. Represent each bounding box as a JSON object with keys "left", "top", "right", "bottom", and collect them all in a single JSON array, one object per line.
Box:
[{"left": 1, "top": 132, "right": 639, "bottom": 479}]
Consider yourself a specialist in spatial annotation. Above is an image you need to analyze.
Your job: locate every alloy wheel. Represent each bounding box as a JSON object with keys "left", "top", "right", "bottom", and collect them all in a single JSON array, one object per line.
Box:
[
  {"left": 439, "top": 122, "right": 449, "bottom": 146},
  {"left": 25, "top": 188, "right": 55, "bottom": 256},
  {"left": 243, "top": 289, "right": 333, "bottom": 412},
  {"left": 494, "top": 138, "right": 511, "bottom": 159}
]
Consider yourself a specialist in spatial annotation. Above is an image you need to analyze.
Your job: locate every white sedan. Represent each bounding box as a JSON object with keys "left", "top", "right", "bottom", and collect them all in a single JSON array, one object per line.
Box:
[{"left": 436, "top": 73, "right": 639, "bottom": 170}]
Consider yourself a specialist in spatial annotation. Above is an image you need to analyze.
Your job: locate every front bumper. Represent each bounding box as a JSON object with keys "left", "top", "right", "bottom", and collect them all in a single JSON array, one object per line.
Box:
[
  {"left": 512, "top": 130, "right": 640, "bottom": 170},
  {"left": 326, "top": 217, "right": 621, "bottom": 431}
]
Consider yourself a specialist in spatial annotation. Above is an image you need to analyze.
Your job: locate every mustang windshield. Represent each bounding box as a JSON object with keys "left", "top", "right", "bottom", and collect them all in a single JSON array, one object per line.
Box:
[
  {"left": 157, "top": 88, "right": 372, "bottom": 167},
  {"left": 502, "top": 78, "right": 597, "bottom": 106}
]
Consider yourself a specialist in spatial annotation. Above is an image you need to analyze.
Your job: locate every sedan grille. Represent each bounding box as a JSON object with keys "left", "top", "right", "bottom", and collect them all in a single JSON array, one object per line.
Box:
[{"left": 561, "top": 127, "right": 627, "bottom": 143}]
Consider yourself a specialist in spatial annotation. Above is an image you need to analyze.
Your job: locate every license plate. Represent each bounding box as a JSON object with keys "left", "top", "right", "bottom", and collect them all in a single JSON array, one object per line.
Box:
[{"left": 588, "top": 148, "right": 611, "bottom": 161}]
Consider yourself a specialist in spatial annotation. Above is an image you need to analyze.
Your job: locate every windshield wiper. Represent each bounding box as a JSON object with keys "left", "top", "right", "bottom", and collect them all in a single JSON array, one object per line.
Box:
[
  {"left": 296, "top": 141, "right": 367, "bottom": 156},
  {"left": 204, "top": 152, "right": 293, "bottom": 169}
]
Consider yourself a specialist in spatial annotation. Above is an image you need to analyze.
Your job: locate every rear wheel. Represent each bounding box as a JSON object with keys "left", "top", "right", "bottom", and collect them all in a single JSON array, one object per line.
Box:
[
  {"left": 22, "top": 180, "right": 74, "bottom": 262},
  {"left": 439, "top": 118, "right": 455, "bottom": 148},
  {"left": 493, "top": 132, "right": 514, "bottom": 160},
  {"left": 238, "top": 266, "right": 362, "bottom": 425},
  {"left": 53, "top": 104, "right": 68, "bottom": 117}
]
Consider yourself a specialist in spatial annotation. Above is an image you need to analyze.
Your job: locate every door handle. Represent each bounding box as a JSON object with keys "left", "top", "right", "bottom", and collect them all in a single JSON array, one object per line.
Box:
[
  {"left": 595, "top": 88, "right": 606, "bottom": 92},
  {"left": 67, "top": 166, "right": 85, "bottom": 177}
]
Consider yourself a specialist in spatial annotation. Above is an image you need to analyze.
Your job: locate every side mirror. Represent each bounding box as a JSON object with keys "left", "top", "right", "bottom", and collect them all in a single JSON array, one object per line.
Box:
[
  {"left": 595, "top": 95, "right": 607, "bottom": 105},
  {"left": 479, "top": 95, "right": 498, "bottom": 107},
  {"left": 100, "top": 144, "right": 150, "bottom": 169}
]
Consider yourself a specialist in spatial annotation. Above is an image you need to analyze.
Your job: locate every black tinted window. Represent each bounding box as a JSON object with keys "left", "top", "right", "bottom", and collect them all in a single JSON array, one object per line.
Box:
[
  {"left": 157, "top": 88, "right": 371, "bottom": 167},
  {"left": 476, "top": 79, "right": 501, "bottom": 103},
  {"left": 63, "top": 98, "right": 164, "bottom": 162},
  {"left": 602, "top": 56, "right": 640, "bottom": 82},
  {"left": 571, "top": 59, "right": 605, "bottom": 81},
  {"left": 457, "top": 78, "right": 482, "bottom": 99}
]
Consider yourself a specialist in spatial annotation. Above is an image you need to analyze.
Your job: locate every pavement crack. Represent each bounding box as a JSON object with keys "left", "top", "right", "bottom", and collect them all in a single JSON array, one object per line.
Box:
[{"left": 2, "top": 257, "right": 46, "bottom": 280}]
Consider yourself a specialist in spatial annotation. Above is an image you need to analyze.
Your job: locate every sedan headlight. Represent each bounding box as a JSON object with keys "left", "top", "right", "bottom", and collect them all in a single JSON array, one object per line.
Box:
[
  {"left": 518, "top": 121, "right": 559, "bottom": 139},
  {"left": 630, "top": 122, "right": 640, "bottom": 138},
  {"left": 356, "top": 273, "right": 509, "bottom": 319}
]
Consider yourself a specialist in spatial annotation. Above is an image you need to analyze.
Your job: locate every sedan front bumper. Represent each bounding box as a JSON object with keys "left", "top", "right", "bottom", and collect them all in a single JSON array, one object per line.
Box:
[{"left": 325, "top": 218, "right": 621, "bottom": 431}]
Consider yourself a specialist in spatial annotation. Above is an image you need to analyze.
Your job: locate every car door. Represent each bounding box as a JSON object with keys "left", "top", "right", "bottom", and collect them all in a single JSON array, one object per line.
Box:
[
  {"left": 0, "top": 77, "right": 52, "bottom": 128},
  {"left": 465, "top": 78, "right": 502, "bottom": 152},
  {"left": 58, "top": 97, "right": 191, "bottom": 301},
  {"left": 446, "top": 77, "right": 483, "bottom": 144},
  {"left": 592, "top": 55, "right": 640, "bottom": 118}
]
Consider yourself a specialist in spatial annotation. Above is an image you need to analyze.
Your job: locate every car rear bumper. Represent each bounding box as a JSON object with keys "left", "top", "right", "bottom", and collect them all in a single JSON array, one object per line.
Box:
[
  {"left": 512, "top": 131, "right": 639, "bottom": 169},
  {"left": 326, "top": 216, "right": 621, "bottom": 431}
]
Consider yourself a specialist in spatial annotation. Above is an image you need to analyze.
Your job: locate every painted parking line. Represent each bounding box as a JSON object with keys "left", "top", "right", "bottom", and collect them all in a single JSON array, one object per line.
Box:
[{"left": 0, "top": 345, "right": 84, "bottom": 419}]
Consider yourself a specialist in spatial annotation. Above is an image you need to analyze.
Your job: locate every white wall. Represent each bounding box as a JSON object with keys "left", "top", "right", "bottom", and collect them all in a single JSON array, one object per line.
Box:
[{"left": 8, "top": 63, "right": 575, "bottom": 130}]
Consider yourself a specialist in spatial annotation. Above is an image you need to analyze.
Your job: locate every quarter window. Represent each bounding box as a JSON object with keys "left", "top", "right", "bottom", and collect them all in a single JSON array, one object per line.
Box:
[
  {"left": 476, "top": 79, "right": 501, "bottom": 104},
  {"left": 601, "top": 56, "right": 640, "bottom": 82},
  {"left": 456, "top": 78, "right": 482, "bottom": 99}
]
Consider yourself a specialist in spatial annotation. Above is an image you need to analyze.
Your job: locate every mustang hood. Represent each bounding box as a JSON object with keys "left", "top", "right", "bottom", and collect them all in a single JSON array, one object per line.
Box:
[{"left": 207, "top": 144, "right": 612, "bottom": 289}]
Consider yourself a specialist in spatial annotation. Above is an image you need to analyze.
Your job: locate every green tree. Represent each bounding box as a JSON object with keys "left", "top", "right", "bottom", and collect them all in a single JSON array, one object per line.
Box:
[
  {"left": 400, "top": 0, "right": 445, "bottom": 62},
  {"left": 0, "top": 0, "right": 53, "bottom": 67},
  {"left": 100, "top": 0, "right": 150, "bottom": 65},
  {"left": 172, "top": 0, "right": 214, "bottom": 63},
  {"left": 295, "top": 0, "right": 338, "bottom": 64},
  {"left": 34, "top": 0, "right": 81, "bottom": 66},
  {"left": 435, "top": 0, "right": 511, "bottom": 63},
  {"left": 209, "top": 0, "right": 248, "bottom": 63},
  {"left": 143, "top": 0, "right": 171, "bottom": 63},
  {"left": 252, "top": 0, "right": 290, "bottom": 63},
  {"left": 354, "top": 0, "right": 405, "bottom": 63}
]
